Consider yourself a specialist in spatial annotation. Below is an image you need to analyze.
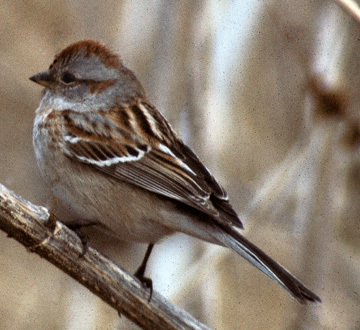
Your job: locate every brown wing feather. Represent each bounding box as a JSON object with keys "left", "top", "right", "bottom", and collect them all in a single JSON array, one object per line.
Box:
[{"left": 53, "top": 104, "right": 242, "bottom": 229}]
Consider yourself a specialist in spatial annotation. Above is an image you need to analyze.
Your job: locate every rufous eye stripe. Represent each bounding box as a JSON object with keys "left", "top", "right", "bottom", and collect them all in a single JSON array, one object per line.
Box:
[{"left": 88, "top": 79, "right": 116, "bottom": 94}]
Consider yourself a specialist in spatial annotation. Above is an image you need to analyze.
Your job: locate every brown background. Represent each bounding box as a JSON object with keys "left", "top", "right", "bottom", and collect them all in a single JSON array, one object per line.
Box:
[{"left": 1, "top": 1, "right": 359, "bottom": 329}]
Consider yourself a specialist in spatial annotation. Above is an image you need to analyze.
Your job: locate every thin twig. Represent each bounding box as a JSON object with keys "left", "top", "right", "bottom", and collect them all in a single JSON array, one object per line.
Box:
[{"left": 0, "top": 183, "right": 209, "bottom": 330}]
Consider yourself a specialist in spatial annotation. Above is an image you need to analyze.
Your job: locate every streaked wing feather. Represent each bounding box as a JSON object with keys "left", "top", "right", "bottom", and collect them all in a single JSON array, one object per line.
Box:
[{"left": 57, "top": 107, "right": 242, "bottom": 228}]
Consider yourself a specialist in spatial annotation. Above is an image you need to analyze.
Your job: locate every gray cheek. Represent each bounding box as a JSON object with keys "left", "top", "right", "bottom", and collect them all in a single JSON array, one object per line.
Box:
[
  {"left": 63, "top": 84, "right": 89, "bottom": 102},
  {"left": 41, "top": 82, "right": 117, "bottom": 113}
]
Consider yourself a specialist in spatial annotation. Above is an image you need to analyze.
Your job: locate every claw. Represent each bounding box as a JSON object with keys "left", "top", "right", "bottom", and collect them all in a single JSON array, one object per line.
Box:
[
  {"left": 134, "top": 244, "right": 154, "bottom": 302},
  {"left": 134, "top": 271, "right": 153, "bottom": 302}
]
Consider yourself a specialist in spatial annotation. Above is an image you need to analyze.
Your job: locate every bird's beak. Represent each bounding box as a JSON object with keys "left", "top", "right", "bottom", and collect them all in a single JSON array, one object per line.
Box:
[{"left": 29, "top": 70, "right": 56, "bottom": 89}]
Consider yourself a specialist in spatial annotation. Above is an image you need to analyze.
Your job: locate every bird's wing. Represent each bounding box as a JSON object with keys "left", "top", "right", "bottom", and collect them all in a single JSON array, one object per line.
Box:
[{"left": 53, "top": 102, "right": 242, "bottom": 228}]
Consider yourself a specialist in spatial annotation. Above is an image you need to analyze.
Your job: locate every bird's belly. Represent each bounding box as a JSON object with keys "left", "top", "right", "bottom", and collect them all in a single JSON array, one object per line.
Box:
[{"left": 53, "top": 167, "right": 174, "bottom": 242}]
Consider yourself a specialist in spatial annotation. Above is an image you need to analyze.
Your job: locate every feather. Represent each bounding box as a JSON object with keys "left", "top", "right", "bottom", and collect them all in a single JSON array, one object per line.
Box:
[{"left": 51, "top": 103, "right": 243, "bottom": 228}]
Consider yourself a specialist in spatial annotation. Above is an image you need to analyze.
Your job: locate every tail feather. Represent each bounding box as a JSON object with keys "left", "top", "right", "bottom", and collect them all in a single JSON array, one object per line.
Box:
[{"left": 212, "top": 224, "right": 321, "bottom": 304}]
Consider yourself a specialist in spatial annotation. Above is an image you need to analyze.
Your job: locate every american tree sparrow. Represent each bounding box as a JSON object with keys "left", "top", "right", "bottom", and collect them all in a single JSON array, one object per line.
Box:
[{"left": 30, "top": 40, "right": 320, "bottom": 304}]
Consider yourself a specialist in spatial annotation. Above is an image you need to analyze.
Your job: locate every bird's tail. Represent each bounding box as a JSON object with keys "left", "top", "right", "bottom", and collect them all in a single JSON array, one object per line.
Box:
[{"left": 211, "top": 224, "right": 321, "bottom": 304}]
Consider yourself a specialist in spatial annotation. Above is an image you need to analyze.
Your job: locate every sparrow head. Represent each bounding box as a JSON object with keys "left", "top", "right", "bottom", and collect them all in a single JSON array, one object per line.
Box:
[{"left": 30, "top": 40, "right": 145, "bottom": 106}]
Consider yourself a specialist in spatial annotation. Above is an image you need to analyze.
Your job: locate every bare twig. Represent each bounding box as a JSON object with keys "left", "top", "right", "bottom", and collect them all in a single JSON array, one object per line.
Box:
[{"left": 0, "top": 183, "right": 209, "bottom": 330}]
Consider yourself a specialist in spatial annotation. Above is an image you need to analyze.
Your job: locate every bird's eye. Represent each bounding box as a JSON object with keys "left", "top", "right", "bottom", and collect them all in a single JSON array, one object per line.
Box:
[{"left": 61, "top": 72, "right": 76, "bottom": 84}]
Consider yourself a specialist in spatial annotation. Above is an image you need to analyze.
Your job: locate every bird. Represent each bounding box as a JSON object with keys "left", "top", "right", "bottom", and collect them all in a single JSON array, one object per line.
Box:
[{"left": 29, "top": 40, "right": 321, "bottom": 304}]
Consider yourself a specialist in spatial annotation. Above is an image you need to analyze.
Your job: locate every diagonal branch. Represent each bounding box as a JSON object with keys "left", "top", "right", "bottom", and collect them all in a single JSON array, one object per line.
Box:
[{"left": 0, "top": 183, "right": 209, "bottom": 330}]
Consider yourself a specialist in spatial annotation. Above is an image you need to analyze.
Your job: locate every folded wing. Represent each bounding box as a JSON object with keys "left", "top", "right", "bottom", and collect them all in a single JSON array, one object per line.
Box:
[{"left": 53, "top": 103, "right": 242, "bottom": 229}]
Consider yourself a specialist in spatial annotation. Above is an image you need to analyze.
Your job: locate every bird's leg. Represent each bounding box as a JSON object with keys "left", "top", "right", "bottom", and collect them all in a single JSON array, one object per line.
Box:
[
  {"left": 66, "top": 220, "right": 98, "bottom": 257},
  {"left": 134, "top": 243, "right": 154, "bottom": 301}
]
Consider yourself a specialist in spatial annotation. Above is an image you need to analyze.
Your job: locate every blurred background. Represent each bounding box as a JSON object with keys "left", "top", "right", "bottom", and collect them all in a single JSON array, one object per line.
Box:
[{"left": 1, "top": 0, "right": 359, "bottom": 329}]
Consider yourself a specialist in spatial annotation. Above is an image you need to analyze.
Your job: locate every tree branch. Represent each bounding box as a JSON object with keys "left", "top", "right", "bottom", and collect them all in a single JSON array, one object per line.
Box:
[{"left": 0, "top": 183, "right": 209, "bottom": 330}]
